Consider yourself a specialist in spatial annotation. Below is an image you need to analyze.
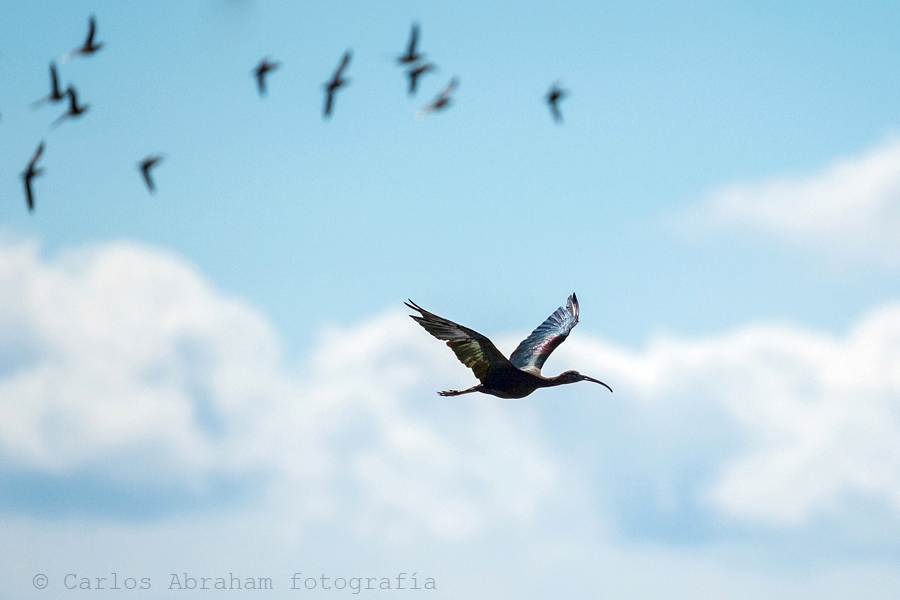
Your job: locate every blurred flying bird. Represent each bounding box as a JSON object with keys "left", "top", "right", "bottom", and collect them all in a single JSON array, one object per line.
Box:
[
  {"left": 397, "top": 22, "right": 424, "bottom": 65},
  {"left": 32, "top": 62, "right": 65, "bottom": 107},
  {"left": 253, "top": 57, "right": 280, "bottom": 96},
  {"left": 63, "top": 15, "right": 103, "bottom": 61},
  {"left": 22, "top": 142, "right": 45, "bottom": 212},
  {"left": 138, "top": 155, "right": 163, "bottom": 193},
  {"left": 546, "top": 81, "right": 567, "bottom": 123},
  {"left": 406, "top": 62, "right": 436, "bottom": 95},
  {"left": 415, "top": 77, "right": 457, "bottom": 120},
  {"left": 323, "top": 50, "right": 351, "bottom": 118},
  {"left": 53, "top": 86, "right": 88, "bottom": 125},
  {"left": 407, "top": 294, "right": 612, "bottom": 398}
]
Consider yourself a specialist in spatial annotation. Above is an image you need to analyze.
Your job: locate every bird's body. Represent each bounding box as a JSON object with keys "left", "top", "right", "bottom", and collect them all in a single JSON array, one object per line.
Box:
[
  {"left": 63, "top": 15, "right": 103, "bottom": 61},
  {"left": 32, "top": 62, "right": 65, "bottom": 107},
  {"left": 53, "top": 86, "right": 88, "bottom": 125},
  {"left": 22, "top": 142, "right": 45, "bottom": 212},
  {"left": 465, "top": 361, "right": 590, "bottom": 400},
  {"left": 139, "top": 155, "right": 163, "bottom": 192},
  {"left": 415, "top": 77, "right": 457, "bottom": 120},
  {"left": 323, "top": 50, "right": 351, "bottom": 118},
  {"left": 254, "top": 57, "right": 280, "bottom": 96},
  {"left": 406, "top": 294, "right": 612, "bottom": 398},
  {"left": 397, "top": 23, "right": 424, "bottom": 65},
  {"left": 406, "top": 62, "right": 436, "bottom": 95},
  {"left": 546, "top": 81, "right": 568, "bottom": 123}
]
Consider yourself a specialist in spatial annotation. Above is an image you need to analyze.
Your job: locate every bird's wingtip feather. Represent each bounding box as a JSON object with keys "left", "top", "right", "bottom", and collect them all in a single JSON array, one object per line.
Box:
[{"left": 567, "top": 293, "right": 579, "bottom": 321}]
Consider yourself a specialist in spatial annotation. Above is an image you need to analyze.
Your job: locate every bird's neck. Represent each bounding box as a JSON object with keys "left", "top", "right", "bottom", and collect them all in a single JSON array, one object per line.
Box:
[
  {"left": 541, "top": 373, "right": 576, "bottom": 388},
  {"left": 528, "top": 373, "right": 562, "bottom": 388}
]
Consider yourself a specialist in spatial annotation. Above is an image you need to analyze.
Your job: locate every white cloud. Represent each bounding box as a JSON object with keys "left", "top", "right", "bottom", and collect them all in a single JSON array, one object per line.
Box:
[
  {"left": 276, "top": 312, "right": 559, "bottom": 540},
  {"left": 698, "top": 137, "right": 900, "bottom": 266},
  {"left": 0, "top": 240, "right": 279, "bottom": 478},
  {"left": 0, "top": 240, "right": 558, "bottom": 539},
  {"left": 4, "top": 238, "right": 900, "bottom": 544},
  {"left": 6, "top": 240, "right": 900, "bottom": 598},
  {"left": 556, "top": 308, "right": 900, "bottom": 529}
]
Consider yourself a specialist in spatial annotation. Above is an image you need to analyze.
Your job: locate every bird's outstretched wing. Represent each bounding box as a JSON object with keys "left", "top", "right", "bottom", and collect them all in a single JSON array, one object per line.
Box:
[
  {"left": 548, "top": 99, "right": 562, "bottom": 122},
  {"left": 28, "top": 142, "right": 44, "bottom": 170},
  {"left": 86, "top": 16, "right": 96, "bottom": 45},
  {"left": 509, "top": 293, "right": 579, "bottom": 374},
  {"left": 255, "top": 65, "right": 266, "bottom": 95},
  {"left": 323, "top": 88, "right": 335, "bottom": 116},
  {"left": 23, "top": 142, "right": 44, "bottom": 212},
  {"left": 406, "top": 23, "right": 419, "bottom": 56},
  {"left": 335, "top": 50, "right": 351, "bottom": 77},
  {"left": 141, "top": 167, "right": 154, "bottom": 191},
  {"left": 24, "top": 179, "right": 34, "bottom": 211},
  {"left": 50, "top": 63, "right": 61, "bottom": 96},
  {"left": 406, "top": 300, "right": 510, "bottom": 381}
]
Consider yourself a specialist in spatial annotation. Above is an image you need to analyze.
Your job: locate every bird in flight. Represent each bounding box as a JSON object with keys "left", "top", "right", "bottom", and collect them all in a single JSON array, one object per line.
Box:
[
  {"left": 397, "top": 22, "right": 424, "bottom": 65},
  {"left": 323, "top": 50, "right": 351, "bottom": 118},
  {"left": 407, "top": 294, "right": 612, "bottom": 398},
  {"left": 546, "top": 81, "right": 568, "bottom": 123},
  {"left": 32, "top": 62, "right": 65, "bottom": 107},
  {"left": 63, "top": 15, "right": 103, "bottom": 61},
  {"left": 253, "top": 57, "right": 280, "bottom": 96},
  {"left": 22, "top": 142, "right": 45, "bottom": 212},
  {"left": 415, "top": 77, "right": 457, "bottom": 120},
  {"left": 53, "top": 86, "right": 88, "bottom": 126},
  {"left": 406, "top": 61, "right": 436, "bottom": 95},
  {"left": 138, "top": 155, "right": 163, "bottom": 193}
]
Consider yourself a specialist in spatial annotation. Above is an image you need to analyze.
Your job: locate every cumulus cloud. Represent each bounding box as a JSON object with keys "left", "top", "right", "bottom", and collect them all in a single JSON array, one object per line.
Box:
[
  {"left": 0, "top": 241, "right": 279, "bottom": 478},
  {"left": 556, "top": 311, "right": 900, "bottom": 533},
  {"left": 697, "top": 137, "right": 900, "bottom": 266},
  {"left": 0, "top": 240, "right": 558, "bottom": 536},
  {"left": 4, "top": 239, "right": 900, "bottom": 547}
]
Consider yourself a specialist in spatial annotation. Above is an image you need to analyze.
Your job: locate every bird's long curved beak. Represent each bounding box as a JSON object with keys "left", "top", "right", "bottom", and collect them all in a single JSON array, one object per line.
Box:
[{"left": 582, "top": 375, "right": 613, "bottom": 393}]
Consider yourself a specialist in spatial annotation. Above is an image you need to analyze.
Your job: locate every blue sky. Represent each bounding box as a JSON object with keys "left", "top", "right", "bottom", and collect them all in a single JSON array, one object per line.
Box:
[{"left": 4, "top": 0, "right": 900, "bottom": 598}]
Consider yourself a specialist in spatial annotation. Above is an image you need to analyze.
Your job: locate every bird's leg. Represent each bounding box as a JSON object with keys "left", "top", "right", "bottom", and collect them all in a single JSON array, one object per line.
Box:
[{"left": 438, "top": 384, "right": 481, "bottom": 397}]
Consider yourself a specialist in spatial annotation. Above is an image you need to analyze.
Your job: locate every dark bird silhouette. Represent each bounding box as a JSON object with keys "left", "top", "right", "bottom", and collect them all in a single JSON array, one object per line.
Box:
[
  {"left": 323, "top": 50, "right": 351, "bottom": 118},
  {"left": 253, "top": 57, "right": 280, "bottom": 96},
  {"left": 546, "top": 81, "right": 568, "bottom": 123},
  {"left": 415, "top": 77, "right": 457, "bottom": 120},
  {"left": 397, "top": 22, "right": 424, "bottom": 65},
  {"left": 63, "top": 15, "right": 103, "bottom": 61},
  {"left": 32, "top": 62, "right": 65, "bottom": 107},
  {"left": 407, "top": 294, "right": 612, "bottom": 398},
  {"left": 53, "top": 86, "right": 88, "bottom": 126},
  {"left": 138, "top": 155, "right": 163, "bottom": 193},
  {"left": 406, "top": 61, "right": 436, "bottom": 95},
  {"left": 22, "top": 142, "right": 45, "bottom": 212}
]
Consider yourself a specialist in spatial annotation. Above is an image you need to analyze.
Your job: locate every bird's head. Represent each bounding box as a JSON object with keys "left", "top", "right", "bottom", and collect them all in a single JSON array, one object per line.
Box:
[{"left": 556, "top": 370, "right": 613, "bottom": 392}]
